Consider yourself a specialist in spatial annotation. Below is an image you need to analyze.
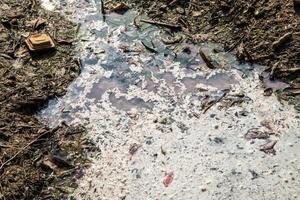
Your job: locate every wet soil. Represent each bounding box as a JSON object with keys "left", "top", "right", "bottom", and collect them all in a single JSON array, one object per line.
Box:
[
  {"left": 111, "top": 0, "right": 300, "bottom": 99},
  {"left": 0, "top": 0, "right": 87, "bottom": 199}
]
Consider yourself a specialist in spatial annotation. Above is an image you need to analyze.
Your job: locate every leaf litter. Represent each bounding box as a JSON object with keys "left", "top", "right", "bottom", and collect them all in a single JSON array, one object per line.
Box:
[{"left": 0, "top": 0, "right": 91, "bottom": 199}]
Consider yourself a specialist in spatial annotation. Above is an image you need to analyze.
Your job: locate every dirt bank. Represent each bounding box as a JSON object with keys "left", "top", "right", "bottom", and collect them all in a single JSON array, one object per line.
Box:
[
  {"left": 0, "top": 0, "right": 87, "bottom": 199},
  {"left": 111, "top": 0, "right": 300, "bottom": 99}
]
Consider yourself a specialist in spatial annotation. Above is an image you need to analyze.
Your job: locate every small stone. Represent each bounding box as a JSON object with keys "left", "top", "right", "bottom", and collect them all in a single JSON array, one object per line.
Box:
[
  {"left": 284, "top": 179, "right": 289, "bottom": 183},
  {"left": 176, "top": 7, "right": 185, "bottom": 14}
]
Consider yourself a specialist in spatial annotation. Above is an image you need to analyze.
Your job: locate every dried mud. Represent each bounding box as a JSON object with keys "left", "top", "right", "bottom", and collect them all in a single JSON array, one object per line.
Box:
[{"left": 0, "top": 0, "right": 87, "bottom": 199}]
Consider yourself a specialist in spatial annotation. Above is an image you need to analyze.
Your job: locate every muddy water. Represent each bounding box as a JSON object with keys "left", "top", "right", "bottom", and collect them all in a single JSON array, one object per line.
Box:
[{"left": 39, "top": 1, "right": 300, "bottom": 200}]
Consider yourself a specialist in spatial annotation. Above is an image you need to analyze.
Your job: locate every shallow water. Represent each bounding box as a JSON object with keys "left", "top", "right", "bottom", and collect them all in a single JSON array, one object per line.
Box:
[{"left": 39, "top": 1, "right": 300, "bottom": 199}]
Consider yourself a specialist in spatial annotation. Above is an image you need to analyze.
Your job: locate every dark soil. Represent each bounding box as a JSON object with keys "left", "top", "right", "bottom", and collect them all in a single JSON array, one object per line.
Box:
[
  {"left": 110, "top": 0, "right": 300, "bottom": 101},
  {"left": 0, "top": 0, "right": 88, "bottom": 199}
]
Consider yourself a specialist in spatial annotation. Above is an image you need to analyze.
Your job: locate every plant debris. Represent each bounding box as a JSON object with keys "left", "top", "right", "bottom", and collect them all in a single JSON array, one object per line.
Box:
[
  {"left": 129, "top": 143, "right": 142, "bottom": 156},
  {"left": 244, "top": 128, "right": 271, "bottom": 140},
  {"left": 260, "top": 140, "right": 278, "bottom": 155},
  {"left": 109, "top": 2, "right": 129, "bottom": 14},
  {"left": 25, "top": 33, "right": 55, "bottom": 51}
]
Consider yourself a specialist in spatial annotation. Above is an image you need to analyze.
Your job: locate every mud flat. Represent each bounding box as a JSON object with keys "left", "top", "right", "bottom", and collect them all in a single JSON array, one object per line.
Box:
[{"left": 38, "top": 1, "right": 300, "bottom": 200}]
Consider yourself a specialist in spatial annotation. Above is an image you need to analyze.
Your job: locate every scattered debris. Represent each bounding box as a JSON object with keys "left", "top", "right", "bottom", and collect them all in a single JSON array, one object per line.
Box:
[
  {"left": 244, "top": 128, "right": 270, "bottom": 140},
  {"left": 25, "top": 34, "right": 55, "bottom": 51},
  {"left": 211, "top": 137, "right": 225, "bottom": 144},
  {"left": 42, "top": 159, "right": 57, "bottom": 171},
  {"left": 140, "top": 19, "right": 181, "bottom": 30},
  {"left": 272, "top": 32, "right": 293, "bottom": 50},
  {"left": 260, "top": 140, "right": 278, "bottom": 155},
  {"left": 161, "top": 146, "right": 167, "bottom": 156},
  {"left": 236, "top": 42, "right": 253, "bottom": 62},
  {"left": 109, "top": 2, "right": 129, "bottom": 14},
  {"left": 28, "top": 17, "right": 47, "bottom": 29},
  {"left": 202, "top": 91, "right": 228, "bottom": 113},
  {"left": 129, "top": 143, "right": 142, "bottom": 156},
  {"left": 100, "top": 0, "right": 106, "bottom": 22},
  {"left": 163, "top": 172, "right": 174, "bottom": 187},
  {"left": 249, "top": 169, "right": 259, "bottom": 180},
  {"left": 263, "top": 88, "right": 273, "bottom": 96},
  {"left": 260, "top": 120, "right": 274, "bottom": 131},
  {"left": 177, "top": 121, "right": 188, "bottom": 132},
  {"left": 50, "top": 154, "right": 73, "bottom": 168},
  {"left": 141, "top": 41, "right": 158, "bottom": 53},
  {"left": 199, "top": 49, "right": 215, "bottom": 69},
  {"left": 161, "top": 35, "right": 183, "bottom": 45}
]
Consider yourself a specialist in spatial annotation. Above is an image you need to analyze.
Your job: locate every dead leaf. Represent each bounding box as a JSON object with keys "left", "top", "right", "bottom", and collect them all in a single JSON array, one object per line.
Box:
[{"left": 28, "top": 18, "right": 47, "bottom": 29}]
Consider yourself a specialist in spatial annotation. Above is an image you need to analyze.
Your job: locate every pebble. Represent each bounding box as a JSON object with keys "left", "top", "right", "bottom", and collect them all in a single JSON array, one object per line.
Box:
[{"left": 176, "top": 7, "right": 185, "bottom": 14}]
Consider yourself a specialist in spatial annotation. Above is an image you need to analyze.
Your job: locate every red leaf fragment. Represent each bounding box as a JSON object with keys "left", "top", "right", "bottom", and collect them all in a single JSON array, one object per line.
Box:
[{"left": 163, "top": 172, "right": 174, "bottom": 187}]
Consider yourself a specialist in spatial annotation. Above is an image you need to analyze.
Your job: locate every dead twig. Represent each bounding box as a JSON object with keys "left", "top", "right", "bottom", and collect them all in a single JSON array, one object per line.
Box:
[
  {"left": 0, "top": 126, "right": 60, "bottom": 170},
  {"left": 100, "top": 0, "right": 106, "bottom": 22},
  {"left": 278, "top": 67, "right": 300, "bottom": 73},
  {"left": 141, "top": 41, "right": 158, "bottom": 53},
  {"left": 272, "top": 32, "right": 293, "bottom": 50},
  {"left": 203, "top": 92, "right": 228, "bottom": 113},
  {"left": 169, "top": 0, "right": 179, "bottom": 6},
  {"left": 199, "top": 49, "right": 216, "bottom": 69},
  {"left": 140, "top": 19, "right": 181, "bottom": 30}
]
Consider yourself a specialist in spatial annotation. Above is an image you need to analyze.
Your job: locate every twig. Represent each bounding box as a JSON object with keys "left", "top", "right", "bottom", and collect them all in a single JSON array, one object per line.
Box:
[
  {"left": 133, "top": 15, "right": 141, "bottom": 29},
  {"left": 203, "top": 92, "right": 228, "bottom": 114},
  {"left": 272, "top": 32, "right": 293, "bottom": 50},
  {"left": 169, "top": 0, "right": 179, "bottom": 6},
  {"left": 140, "top": 19, "right": 181, "bottom": 30},
  {"left": 0, "top": 127, "right": 60, "bottom": 170},
  {"left": 100, "top": 0, "right": 106, "bottom": 22},
  {"left": 0, "top": 144, "right": 21, "bottom": 149},
  {"left": 199, "top": 49, "right": 215, "bottom": 69},
  {"left": 141, "top": 41, "right": 158, "bottom": 53},
  {"left": 278, "top": 67, "right": 300, "bottom": 73}
]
